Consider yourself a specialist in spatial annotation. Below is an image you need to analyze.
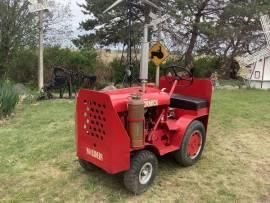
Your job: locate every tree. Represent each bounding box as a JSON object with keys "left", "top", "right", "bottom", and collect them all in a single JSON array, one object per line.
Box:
[
  {"left": 73, "top": 0, "right": 169, "bottom": 85},
  {"left": 0, "top": 0, "right": 74, "bottom": 85},
  {"left": 43, "top": 0, "right": 74, "bottom": 47},
  {"left": 166, "top": 0, "right": 227, "bottom": 69},
  {"left": 75, "top": 0, "right": 270, "bottom": 80},
  {"left": 201, "top": 0, "right": 270, "bottom": 78},
  {"left": 0, "top": 0, "right": 38, "bottom": 77},
  {"left": 73, "top": 0, "right": 167, "bottom": 48}
]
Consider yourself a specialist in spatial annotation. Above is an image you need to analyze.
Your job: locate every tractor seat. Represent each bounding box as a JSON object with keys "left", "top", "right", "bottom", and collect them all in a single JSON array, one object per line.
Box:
[{"left": 170, "top": 94, "right": 208, "bottom": 110}]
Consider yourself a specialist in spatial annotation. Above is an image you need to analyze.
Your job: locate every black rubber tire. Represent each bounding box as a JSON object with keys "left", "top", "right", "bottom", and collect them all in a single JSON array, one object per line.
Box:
[
  {"left": 123, "top": 150, "right": 158, "bottom": 194},
  {"left": 174, "top": 120, "right": 206, "bottom": 167},
  {"left": 78, "top": 159, "right": 95, "bottom": 171}
]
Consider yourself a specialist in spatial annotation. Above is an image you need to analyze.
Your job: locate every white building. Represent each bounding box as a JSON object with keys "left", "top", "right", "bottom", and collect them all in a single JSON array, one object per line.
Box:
[{"left": 238, "top": 15, "right": 270, "bottom": 89}]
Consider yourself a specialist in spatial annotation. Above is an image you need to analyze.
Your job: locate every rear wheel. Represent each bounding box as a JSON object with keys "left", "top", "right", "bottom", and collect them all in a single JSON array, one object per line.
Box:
[
  {"left": 78, "top": 159, "right": 95, "bottom": 171},
  {"left": 123, "top": 150, "right": 158, "bottom": 194},
  {"left": 174, "top": 120, "right": 206, "bottom": 167}
]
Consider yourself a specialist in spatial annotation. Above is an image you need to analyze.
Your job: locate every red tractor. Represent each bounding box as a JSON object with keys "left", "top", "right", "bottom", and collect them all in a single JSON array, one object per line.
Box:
[{"left": 76, "top": 66, "right": 213, "bottom": 194}]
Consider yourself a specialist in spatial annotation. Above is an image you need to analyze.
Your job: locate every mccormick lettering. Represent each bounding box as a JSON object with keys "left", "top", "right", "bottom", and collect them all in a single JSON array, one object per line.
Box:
[
  {"left": 144, "top": 99, "right": 158, "bottom": 108},
  {"left": 86, "top": 148, "right": 103, "bottom": 161}
]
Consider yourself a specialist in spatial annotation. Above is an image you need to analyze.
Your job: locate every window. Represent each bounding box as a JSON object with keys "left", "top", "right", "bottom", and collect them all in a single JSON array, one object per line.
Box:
[{"left": 255, "top": 71, "right": 260, "bottom": 79}]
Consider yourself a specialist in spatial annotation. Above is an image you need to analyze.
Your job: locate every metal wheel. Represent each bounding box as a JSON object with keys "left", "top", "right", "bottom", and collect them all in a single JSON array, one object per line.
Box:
[
  {"left": 187, "top": 130, "right": 202, "bottom": 159},
  {"left": 123, "top": 150, "right": 158, "bottom": 194},
  {"left": 174, "top": 120, "right": 206, "bottom": 167},
  {"left": 139, "top": 162, "right": 153, "bottom": 185}
]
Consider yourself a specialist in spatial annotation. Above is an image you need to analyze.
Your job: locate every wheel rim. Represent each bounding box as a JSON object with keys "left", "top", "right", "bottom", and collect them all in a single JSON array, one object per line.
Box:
[
  {"left": 187, "top": 130, "right": 202, "bottom": 159},
  {"left": 139, "top": 162, "right": 153, "bottom": 185}
]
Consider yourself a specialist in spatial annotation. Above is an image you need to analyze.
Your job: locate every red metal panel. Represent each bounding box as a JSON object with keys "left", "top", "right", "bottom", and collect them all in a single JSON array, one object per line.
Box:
[
  {"left": 106, "top": 87, "right": 170, "bottom": 113},
  {"left": 159, "top": 77, "right": 212, "bottom": 131},
  {"left": 151, "top": 78, "right": 213, "bottom": 156},
  {"left": 76, "top": 79, "right": 213, "bottom": 170},
  {"left": 168, "top": 115, "right": 198, "bottom": 153},
  {"left": 76, "top": 89, "right": 130, "bottom": 174},
  {"left": 159, "top": 77, "right": 213, "bottom": 105}
]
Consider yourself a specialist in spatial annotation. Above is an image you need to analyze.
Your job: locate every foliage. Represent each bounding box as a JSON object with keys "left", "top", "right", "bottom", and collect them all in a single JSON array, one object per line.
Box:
[
  {"left": 0, "top": 0, "right": 74, "bottom": 80},
  {"left": 43, "top": 1, "right": 74, "bottom": 46},
  {"left": 193, "top": 56, "right": 221, "bottom": 78},
  {"left": 93, "top": 61, "right": 114, "bottom": 90},
  {"left": 109, "top": 58, "right": 175, "bottom": 85},
  {"left": 8, "top": 49, "right": 38, "bottom": 84},
  {"left": 95, "top": 61, "right": 113, "bottom": 83},
  {"left": 0, "top": 0, "right": 38, "bottom": 76},
  {"left": 0, "top": 80, "right": 19, "bottom": 118},
  {"left": 110, "top": 59, "right": 126, "bottom": 84},
  {"left": 5, "top": 46, "right": 98, "bottom": 86},
  {"left": 73, "top": 0, "right": 167, "bottom": 48},
  {"left": 44, "top": 47, "right": 97, "bottom": 79},
  {"left": 200, "top": 0, "right": 270, "bottom": 78},
  {"left": 76, "top": 0, "right": 270, "bottom": 79},
  {"left": 171, "top": 0, "right": 227, "bottom": 68}
]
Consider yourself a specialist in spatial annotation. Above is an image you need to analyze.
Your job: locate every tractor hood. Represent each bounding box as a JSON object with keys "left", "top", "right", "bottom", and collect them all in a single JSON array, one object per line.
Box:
[{"left": 104, "top": 86, "right": 170, "bottom": 112}]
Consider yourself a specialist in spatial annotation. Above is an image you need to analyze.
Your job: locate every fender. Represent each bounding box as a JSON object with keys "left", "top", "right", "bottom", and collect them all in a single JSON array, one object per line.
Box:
[{"left": 170, "top": 114, "right": 206, "bottom": 149}]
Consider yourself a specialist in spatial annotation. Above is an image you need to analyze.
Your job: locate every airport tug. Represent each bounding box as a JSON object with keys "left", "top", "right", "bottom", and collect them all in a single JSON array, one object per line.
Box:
[
  {"left": 76, "top": 65, "right": 212, "bottom": 194},
  {"left": 76, "top": 0, "right": 213, "bottom": 195}
]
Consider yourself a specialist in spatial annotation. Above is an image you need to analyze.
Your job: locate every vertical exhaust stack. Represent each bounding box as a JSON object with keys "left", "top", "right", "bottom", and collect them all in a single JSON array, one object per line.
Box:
[{"left": 140, "top": 25, "right": 150, "bottom": 92}]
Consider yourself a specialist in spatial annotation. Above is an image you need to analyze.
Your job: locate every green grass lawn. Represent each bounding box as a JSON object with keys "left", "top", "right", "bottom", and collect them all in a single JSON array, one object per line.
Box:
[{"left": 0, "top": 90, "right": 270, "bottom": 202}]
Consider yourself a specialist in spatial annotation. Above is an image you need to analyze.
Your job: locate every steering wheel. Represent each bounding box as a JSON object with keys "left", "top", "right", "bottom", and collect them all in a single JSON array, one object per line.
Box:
[{"left": 165, "top": 65, "right": 194, "bottom": 86}]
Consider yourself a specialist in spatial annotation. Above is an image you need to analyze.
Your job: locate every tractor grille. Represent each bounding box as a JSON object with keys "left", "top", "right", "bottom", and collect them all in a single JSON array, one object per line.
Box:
[
  {"left": 76, "top": 89, "right": 130, "bottom": 174},
  {"left": 82, "top": 99, "right": 107, "bottom": 141}
]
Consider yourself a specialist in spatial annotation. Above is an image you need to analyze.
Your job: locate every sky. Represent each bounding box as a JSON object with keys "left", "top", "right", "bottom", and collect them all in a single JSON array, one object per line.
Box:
[
  {"left": 69, "top": 0, "right": 87, "bottom": 33},
  {"left": 53, "top": 0, "right": 87, "bottom": 47},
  {"left": 65, "top": 0, "right": 118, "bottom": 49},
  {"left": 57, "top": 0, "right": 118, "bottom": 49}
]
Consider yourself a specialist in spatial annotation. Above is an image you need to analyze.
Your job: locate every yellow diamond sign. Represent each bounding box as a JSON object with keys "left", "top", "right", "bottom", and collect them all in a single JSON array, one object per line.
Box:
[{"left": 149, "top": 42, "right": 170, "bottom": 66}]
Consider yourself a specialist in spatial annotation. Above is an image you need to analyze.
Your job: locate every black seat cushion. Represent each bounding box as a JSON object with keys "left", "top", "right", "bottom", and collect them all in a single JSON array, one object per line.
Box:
[{"left": 170, "top": 94, "right": 208, "bottom": 110}]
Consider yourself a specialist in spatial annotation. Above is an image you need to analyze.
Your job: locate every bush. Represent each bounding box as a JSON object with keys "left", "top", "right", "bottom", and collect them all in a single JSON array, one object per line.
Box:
[
  {"left": 110, "top": 59, "right": 126, "bottom": 84},
  {"left": 110, "top": 58, "right": 176, "bottom": 84},
  {"left": 0, "top": 80, "right": 19, "bottom": 118},
  {"left": 44, "top": 47, "right": 97, "bottom": 82},
  {"left": 6, "top": 46, "right": 98, "bottom": 86},
  {"left": 193, "top": 56, "right": 221, "bottom": 78},
  {"left": 9, "top": 48, "right": 38, "bottom": 85},
  {"left": 95, "top": 61, "right": 113, "bottom": 84}
]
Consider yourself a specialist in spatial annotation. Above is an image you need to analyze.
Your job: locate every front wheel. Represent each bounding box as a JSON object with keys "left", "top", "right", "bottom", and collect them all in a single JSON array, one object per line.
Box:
[
  {"left": 123, "top": 150, "right": 158, "bottom": 194},
  {"left": 174, "top": 120, "right": 206, "bottom": 167}
]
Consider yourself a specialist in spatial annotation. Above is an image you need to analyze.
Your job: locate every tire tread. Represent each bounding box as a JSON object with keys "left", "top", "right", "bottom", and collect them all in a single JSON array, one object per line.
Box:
[
  {"left": 124, "top": 150, "right": 158, "bottom": 194},
  {"left": 174, "top": 120, "right": 206, "bottom": 167}
]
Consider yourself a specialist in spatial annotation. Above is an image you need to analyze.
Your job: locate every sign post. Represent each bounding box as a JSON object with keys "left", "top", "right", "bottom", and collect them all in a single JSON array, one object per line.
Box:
[
  {"left": 149, "top": 42, "right": 170, "bottom": 87},
  {"left": 155, "top": 65, "right": 160, "bottom": 87},
  {"left": 28, "top": 0, "right": 49, "bottom": 90},
  {"left": 38, "top": 7, "right": 44, "bottom": 91}
]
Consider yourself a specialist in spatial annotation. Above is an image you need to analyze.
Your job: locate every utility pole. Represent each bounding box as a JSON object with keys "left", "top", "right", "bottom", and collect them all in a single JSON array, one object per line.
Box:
[
  {"left": 28, "top": 0, "right": 48, "bottom": 90},
  {"left": 38, "top": 1, "right": 44, "bottom": 90}
]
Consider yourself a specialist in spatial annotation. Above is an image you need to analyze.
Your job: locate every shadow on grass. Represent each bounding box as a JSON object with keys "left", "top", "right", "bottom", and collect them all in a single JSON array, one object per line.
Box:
[{"left": 73, "top": 153, "right": 185, "bottom": 199}]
